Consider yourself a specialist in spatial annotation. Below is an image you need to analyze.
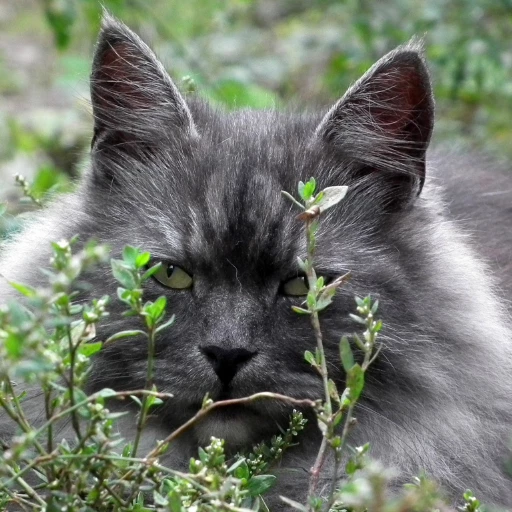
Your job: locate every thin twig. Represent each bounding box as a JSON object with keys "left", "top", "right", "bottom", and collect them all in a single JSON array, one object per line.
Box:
[
  {"left": 5, "top": 466, "right": 45, "bottom": 506},
  {"left": 304, "top": 215, "right": 332, "bottom": 502},
  {"left": 144, "top": 392, "right": 315, "bottom": 461},
  {"left": 131, "top": 324, "right": 157, "bottom": 457}
]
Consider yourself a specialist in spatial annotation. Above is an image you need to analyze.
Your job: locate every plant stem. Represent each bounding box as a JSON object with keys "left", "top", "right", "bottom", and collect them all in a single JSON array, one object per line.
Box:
[
  {"left": 30, "top": 389, "right": 172, "bottom": 443},
  {"left": 44, "top": 388, "right": 54, "bottom": 455},
  {"left": 131, "top": 326, "right": 157, "bottom": 457},
  {"left": 5, "top": 465, "right": 45, "bottom": 507},
  {"left": 324, "top": 311, "right": 378, "bottom": 511},
  {"left": 66, "top": 322, "right": 82, "bottom": 440},
  {"left": 0, "top": 379, "right": 47, "bottom": 457},
  {"left": 148, "top": 392, "right": 314, "bottom": 460},
  {"left": 304, "top": 215, "right": 332, "bottom": 504}
]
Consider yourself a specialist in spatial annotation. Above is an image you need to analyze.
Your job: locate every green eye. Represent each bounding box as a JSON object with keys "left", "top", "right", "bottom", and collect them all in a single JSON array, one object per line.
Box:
[
  {"left": 282, "top": 276, "right": 309, "bottom": 296},
  {"left": 153, "top": 263, "right": 193, "bottom": 289}
]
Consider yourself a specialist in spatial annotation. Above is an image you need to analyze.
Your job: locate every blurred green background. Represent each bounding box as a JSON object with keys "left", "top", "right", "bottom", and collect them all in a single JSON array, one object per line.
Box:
[{"left": 0, "top": 0, "right": 511, "bottom": 238}]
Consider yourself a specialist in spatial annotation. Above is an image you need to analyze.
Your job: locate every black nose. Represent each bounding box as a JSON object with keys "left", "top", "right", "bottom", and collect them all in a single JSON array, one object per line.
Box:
[{"left": 200, "top": 345, "right": 257, "bottom": 385}]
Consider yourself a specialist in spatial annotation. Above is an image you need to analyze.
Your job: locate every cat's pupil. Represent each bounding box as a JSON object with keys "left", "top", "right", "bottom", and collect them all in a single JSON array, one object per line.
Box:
[{"left": 166, "top": 264, "right": 175, "bottom": 278}]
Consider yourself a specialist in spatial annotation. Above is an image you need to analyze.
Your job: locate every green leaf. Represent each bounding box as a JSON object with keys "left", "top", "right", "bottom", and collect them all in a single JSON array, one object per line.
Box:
[
  {"left": 304, "top": 350, "right": 316, "bottom": 366},
  {"left": 122, "top": 246, "right": 139, "bottom": 267},
  {"left": 135, "top": 252, "right": 151, "bottom": 268},
  {"left": 312, "top": 191, "right": 325, "bottom": 205},
  {"left": 349, "top": 313, "right": 366, "bottom": 325},
  {"left": 13, "top": 361, "right": 55, "bottom": 383},
  {"left": 44, "top": 1, "right": 76, "bottom": 50},
  {"left": 130, "top": 395, "right": 142, "bottom": 408},
  {"left": 345, "top": 458, "right": 358, "bottom": 475},
  {"left": 122, "top": 443, "right": 133, "bottom": 458},
  {"left": 291, "top": 306, "right": 310, "bottom": 315},
  {"left": 301, "top": 178, "right": 316, "bottom": 201},
  {"left": 328, "top": 379, "right": 339, "bottom": 403},
  {"left": 111, "top": 259, "right": 137, "bottom": 289},
  {"left": 198, "top": 447, "right": 208, "bottom": 464},
  {"left": 339, "top": 336, "right": 355, "bottom": 372},
  {"left": 6, "top": 300, "right": 32, "bottom": 326},
  {"left": 155, "top": 314, "right": 176, "bottom": 334},
  {"left": 78, "top": 341, "right": 103, "bottom": 357},
  {"left": 298, "top": 181, "right": 305, "bottom": 198},
  {"left": 346, "top": 364, "right": 365, "bottom": 401},
  {"left": 104, "top": 330, "right": 146, "bottom": 344},
  {"left": 9, "top": 281, "right": 36, "bottom": 298},
  {"left": 316, "top": 288, "right": 335, "bottom": 311},
  {"left": 141, "top": 262, "right": 162, "bottom": 281},
  {"left": 246, "top": 474, "right": 276, "bottom": 496},
  {"left": 233, "top": 459, "right": 250, "bottom": 480},
  {"left": 144, "top": 296, "right": 167, "bottom": 325},
  {"left": 96, "top": 388, "right": 117, "bottom": 398},
  {"left": 153, "top": 491, "right": 167, "bottom": 506},
  {"left": 73, "top": 387, "right": 91, "bottom": 418},
  {"left": 315, "top": 185, "right": 348, "bottom": 212},
  {"left": 167, "top": 490, "right": 183, "bottom": 512},
  {"left": 355, "top": 296, "right": 365, "bottom": 307},
  {"left": 146, "top": 386, "right": 163, "bottom": 410},
  {"left": 333, "top": 410, "right": 343, "bottom": 427},
  {"left": 281, "top": 190, "right": 305, "bottom": 210},
  {"left": 5, "top": 332, "right": 23, "bottom": 359}
]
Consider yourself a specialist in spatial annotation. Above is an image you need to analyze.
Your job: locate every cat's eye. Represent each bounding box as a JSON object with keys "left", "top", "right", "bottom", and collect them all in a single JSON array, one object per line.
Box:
[
  {"left": 153, "top": 263, "right": 193, "bottom": 289},
  {"left": 282, "top": 276, "right": 309, "bottom": 296}
]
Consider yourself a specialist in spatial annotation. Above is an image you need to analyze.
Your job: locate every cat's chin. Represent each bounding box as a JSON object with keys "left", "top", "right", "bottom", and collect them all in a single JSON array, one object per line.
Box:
[
  {"left": 192, "top": 406, "right": 279, "bottom": 450},
  {"left": 194, "top": 415, "right": 255, "bottom": 448}
]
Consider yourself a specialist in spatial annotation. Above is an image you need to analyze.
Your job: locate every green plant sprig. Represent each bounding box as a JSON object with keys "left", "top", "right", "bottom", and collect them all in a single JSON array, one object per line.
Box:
[
  {"left": 14, "top": 173, "right": 43, "bottom": 207},
  {"left": 110, "top": 246, "right": 175, "bottom": 459},
  {"left": 282, "top": 179, "right": 384, "bottom": 512}
]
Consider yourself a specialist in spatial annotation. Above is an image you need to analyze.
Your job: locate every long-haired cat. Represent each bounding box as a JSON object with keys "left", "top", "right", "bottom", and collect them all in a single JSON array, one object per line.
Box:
[{"left": 1, "top": 14, "right": 511, "bottom": 509}]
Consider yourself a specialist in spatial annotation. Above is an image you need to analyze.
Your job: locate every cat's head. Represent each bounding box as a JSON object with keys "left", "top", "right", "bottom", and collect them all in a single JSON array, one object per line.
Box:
[{"left": 83, "top": 14, "right": 433, "bottom": 447}]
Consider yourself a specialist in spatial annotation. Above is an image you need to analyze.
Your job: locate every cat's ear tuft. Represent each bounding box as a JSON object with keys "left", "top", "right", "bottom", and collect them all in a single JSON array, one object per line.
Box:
[
  {"left": 91, "top": 12, "right": 197, "bottom": 150},
  {"left": 315, "top": 38, "right": 434, "bottom": 203}
]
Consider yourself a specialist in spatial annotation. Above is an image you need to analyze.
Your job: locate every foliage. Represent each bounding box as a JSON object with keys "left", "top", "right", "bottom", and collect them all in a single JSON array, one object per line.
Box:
[{"left": 0, "top": 238, "right": 309, "bottom": 510}]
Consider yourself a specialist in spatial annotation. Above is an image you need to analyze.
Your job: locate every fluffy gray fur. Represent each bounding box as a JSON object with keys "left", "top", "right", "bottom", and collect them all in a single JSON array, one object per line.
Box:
[{"left": 1, "top": 14, "right": 511, "bottom": 509}]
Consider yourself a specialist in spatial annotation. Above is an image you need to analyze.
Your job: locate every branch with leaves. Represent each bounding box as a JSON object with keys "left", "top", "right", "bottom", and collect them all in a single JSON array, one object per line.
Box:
[{"left": 283, "top": 179, "right": 383, "bottom": 511}]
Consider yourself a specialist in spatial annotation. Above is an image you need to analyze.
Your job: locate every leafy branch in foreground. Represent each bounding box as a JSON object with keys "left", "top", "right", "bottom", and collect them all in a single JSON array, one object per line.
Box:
[
  {"left": 282, "top": 179, "right": 463, "bottom": 512},
  {"left": 283, "top": 179, "right": 382, "bottom": 511},
  {"left": 14, "top": 173, "right": 43, "bottom": 208},
  {"left": 0, "top": 240, "right": 309, "bottom": 510}
]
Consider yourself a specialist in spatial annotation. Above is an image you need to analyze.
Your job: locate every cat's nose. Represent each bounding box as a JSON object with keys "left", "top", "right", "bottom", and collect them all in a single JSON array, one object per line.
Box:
[{"left": 200, "top": 345, "right": 257, "bottom": 385}]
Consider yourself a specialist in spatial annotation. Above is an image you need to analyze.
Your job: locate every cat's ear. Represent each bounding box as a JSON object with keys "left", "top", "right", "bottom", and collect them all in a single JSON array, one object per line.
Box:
[
  {"left": 314, "top": 39, "right": 434, "bottom": 205},
  {"left": 90, "top": 13, "right": 197, "bottom": 153}
]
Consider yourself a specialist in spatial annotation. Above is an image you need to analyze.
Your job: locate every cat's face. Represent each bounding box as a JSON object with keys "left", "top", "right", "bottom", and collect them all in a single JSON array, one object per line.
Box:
[{"left": 83, "top": 15, "right": 433, "bottom": 447}]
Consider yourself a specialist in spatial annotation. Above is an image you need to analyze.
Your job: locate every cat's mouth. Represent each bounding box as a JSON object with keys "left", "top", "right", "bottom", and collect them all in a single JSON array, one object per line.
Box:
[{"left": 197, "top": 384, "right": 244, "bottom": 403}]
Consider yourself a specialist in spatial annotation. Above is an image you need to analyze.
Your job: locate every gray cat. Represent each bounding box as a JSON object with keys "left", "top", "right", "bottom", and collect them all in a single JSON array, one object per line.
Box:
[{"left": 1, "top": 14, "right": 511, "bottom": 509}]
